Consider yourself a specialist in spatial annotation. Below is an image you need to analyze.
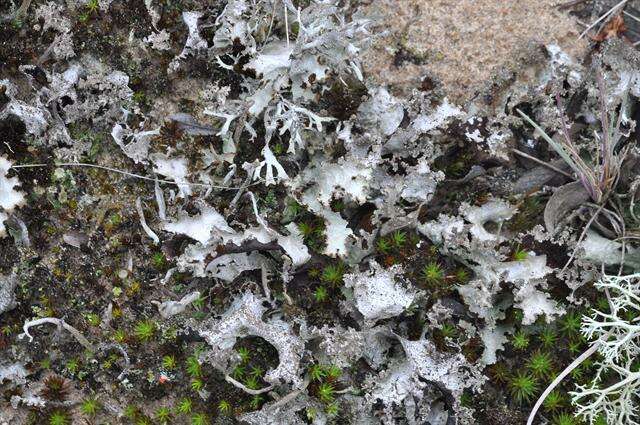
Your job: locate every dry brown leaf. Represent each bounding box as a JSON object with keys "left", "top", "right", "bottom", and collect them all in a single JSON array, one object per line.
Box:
[{"left": 592, "top": 14, "right": 626, "bottom": 42}]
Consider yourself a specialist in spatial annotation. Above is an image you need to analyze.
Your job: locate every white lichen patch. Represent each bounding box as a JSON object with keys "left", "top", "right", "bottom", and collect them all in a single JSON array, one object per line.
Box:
[
  {"left": 0, "top": 273, "right": 18, "bottom": 316},
  {"left": 0, "top": 157, "right": 25, "bottom": 237},
  {"left": 460, "top": 199, "right": 516, "bottom": 242},
  {"left": 198, "top": 292, "right": 305, "bottom": 388},
  {"left": 163, "top": 205, "right": 235, "bottom": 245},
  {"left": 344, "top": 262, "right": 417, "bottom": 323}
]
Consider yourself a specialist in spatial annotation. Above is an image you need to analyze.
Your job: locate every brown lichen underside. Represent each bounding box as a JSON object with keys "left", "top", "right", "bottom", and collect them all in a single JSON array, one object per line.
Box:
[{"left": 361, "top": 0, "right": 587, "bottom": 102}]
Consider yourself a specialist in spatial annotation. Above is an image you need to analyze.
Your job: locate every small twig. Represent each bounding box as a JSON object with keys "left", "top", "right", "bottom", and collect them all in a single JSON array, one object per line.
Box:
[
  {"left": 19, "top": 317, "right": 93, "bottom": 351},
  {"left": 511, "top": 148, "right": 574, "bottom": 179},
  {"left": 561, "top": 203, "right": 605, "bottom": 273},
  {"left": 230, "top": 164, "right": 256, "bottom": 208},
  {"left": 14, "top": 0, "right": 32, "bottom": 18},
  {"left": 623, "top": 10, "right": 640, "bottom": 24},
  {"left": 260, "top": 263, "right": 272, "bottom": 302},
  {"left": 579, "top": 0, "right": 628, "bottom": 39},
  {"left": 225, "top": 375, "right": 273, "bottom": 395},
  {"left": 269, "top": 377, "right": 309, "bottom": 409},
  {"left": 154, "top": 177, "right": 166, "bottom": 221},
  {"left": 135, "top": 197, "right": 159, "bottom": 245},
  {"left": 11, "top": 162, "right": 259, "bottom": 191},
  {"left": 335, "top": 386, "right": 355, "bottom": 394},
  {"left": 283, "top": 1, "right": 290, "bottom": 47}
]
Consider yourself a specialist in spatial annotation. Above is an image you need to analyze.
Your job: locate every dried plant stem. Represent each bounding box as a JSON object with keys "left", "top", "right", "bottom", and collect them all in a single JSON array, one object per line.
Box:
[
  {"left": 20, "top": 317, "right": 93, "bottom": 351},
  {"left": 15, "top": 0, "right": 31, "bottom": 17},
  {"left": 527, "top": 332, "right": 610, "bottom": 425},
  {"left": 11, "top": 162, "right": 258, "bottom": 190},
  {"left": 225, "top": 375, "right": 274, "bottom": 395},
  {"left": 511, "top": 148, "right": 573, "bottom": 179},
  {"left": 579, "top": 0, "right": 628, "bottom": 39},
  {"left": 561, "top": 203, "right": 605, "bottom": 273}
]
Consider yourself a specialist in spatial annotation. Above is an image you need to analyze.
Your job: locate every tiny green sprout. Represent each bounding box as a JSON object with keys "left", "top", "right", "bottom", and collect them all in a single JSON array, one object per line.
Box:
[
  {"left": 285, "top": 199, "right": 302, "bottom": 217},
  {"left": 192, "top": 295, "right": 206, "bottom": 310},
  {"left": 513, "top": 309, "right": 524, "bottom": 323},
  {"left": 244, "top": 376, "right": 260, "bottom": 390},
  {"left": 237, "top": 346, "right": 251, "bottom": 363},
  {"left": 512, "top": 330, "right": 530, "bottom": 350},
  {"left": 593, "top": 415, "right": 607, "bottom": 425},
  {"left": 85, "top": 313, "right": 100, "bottom": 327},
  {"left": 263, "top": 190, "right": 277, "bottom": 207},
  {"left": 317, "top": 382, "right": 335, "bottom": 403},
  {"left": 272, "top": 142, "right": 285, "bottom": 155},
  {"left": 376, "top": 237, "right": 392, "bottom": 254},
  {"left": 332, "top": 199, "right": 345, "bottom": 212},
  {"left": 124, "top": 404, "right": 138, "bottom": 419},
  {"left": 528, "top": 351, "right": 553, "bottom": 378},
  {"left": 539, "top": 327, "right": 557, "bottom": 348},
  {"left": 162, "top": 355, "right": 176, "bottom": 370},
  {"left": 552, "top": 413, "right": 579, "bottom": 425},
  {"left": 66, "top": 359, "right": 79, "bottom": 375},
  {"left": 102, "top": 353, "right": 118, "bottom": 370},
  {"left": 155, "top": 406, "right": 171, "bottom": 423},
  {"left": 321, "top": 264, "right": 344, "bottom": 286},
  {"left": 191, "top": 378, "right": 204, "bottom": 392},
  {"left": 596, "top": 297, "right": 610, "bottom": 312},
  {"left": 40, "top": 358, "right": 51, "bottom": 370},
  {"left": 570, "top": 365, "right": 584, "bottom": 381},
  {"left": 561, "top": 311, "right": 582, "bottom": 335},
  {"left": 568, "top": 338, "right": 584, "bottom": 354},
  {"left": 298, "top": 222, "right": 315, "bottom": 238},
  {"left": 421, "top": 262, "right": 444, "bottom": 285},
  {"left": 218, "top": 400, "right": 232, "bottom": 415},
  {"left": 49, "top": 410, "right": 69, "bottom": 425},
  {"left": 326, "top": 365, "right": 341, "bottom": 380},
  {"left": 232, "top": 365, "right": 245, "bottom": 380},
  {"left": 582, "top": 357, "right": 594, "bottom": 370},
  {"left": 460, "top": 391, "right": 473, "bottom": 407},
  {"left": 308, "top": 268, "right": 320, "bottom": 279},
  {"left": 132, "top": 91, "right": 146, "bottom": 105},
  {"left": 249, "top": 394, "right": 263, "bottom": 410},
  {"left": 250, "top": 365, "right": 264, "bottom": 378},
  {"left": 455, "top": 268, "right": 469, "bottom": 283},
  {"left": 107, "top": 212, "right": 122, "bottom": 227},
  {"left": 542, "top": 390, "right": 563, "bottom": 411},
  {"left": 440, "top": 323, "right": 458, "bottom": 339},
  {"left": 191, "top": 413, "right": 209, "bottom": 425},
  {"left": 80, "top": 397, "right": 100, "bottom": 416},
  {"left": 325, "top": 402, "right": 339, "bottom": 417},
  {"left": 112, "top": 329, "right": 126, "bottom": 343},
  {"left": 391, "top": 230, "right": 407, "bottom": 248},
  {"left": 509, "top": 371, "right": 538, "bottom": 405},
  {"left": 512, "top": 245, "right": 528, "bottom": 261},
  {"left": 2, "top": 325, "right": 12, "bottom": 336},
  {"left": 192, "top": 311, "right": 206, "bottom": 321},
  {"left": 314, "top": 286, "right": 328, "bottom": 303},
  {"left": 307, "top": 407, "right": 318, "bottom": 420},
  {"left": 134, "top": 320, "right": 156, "bottom": 342},
  {"left": 135, "top": 417, "right": 152, "bottom": 425},
  {"left": 151, "top": 252, "right": 166, "bottom": 269},
  {"left": 86, "top": 0, "right": 99, "bottom": 13},
  {"left": 186, "top": 355, "right": 202, "bottom": 377},
  {"left": 489, "top": 363, "right": 509, "bottom": 383},
  {"left": 624, "top": 308, "right": 638, "bottom": 322},
  {"left": 310, "top": 364, "right": 327, "bottom": 381},
  {"left": 177, "top": 398, "right": 193, "bottom": 414}
]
